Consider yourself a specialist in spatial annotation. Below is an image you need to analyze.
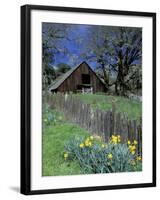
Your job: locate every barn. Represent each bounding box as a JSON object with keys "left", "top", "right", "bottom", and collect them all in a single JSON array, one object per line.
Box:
[{"left": 49, "top": 61, "right": 107, "bottom": 93}]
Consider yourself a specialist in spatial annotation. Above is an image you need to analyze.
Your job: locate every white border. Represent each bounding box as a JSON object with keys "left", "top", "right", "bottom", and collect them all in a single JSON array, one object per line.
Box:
[{"left": 31, "top": 10, "right": 153, "bottom": 190}]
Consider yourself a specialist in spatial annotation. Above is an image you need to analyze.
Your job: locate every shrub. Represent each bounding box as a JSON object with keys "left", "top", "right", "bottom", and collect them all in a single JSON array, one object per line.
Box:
[{"left": 64, "top": 135, "right": 142, "bottom": 174}]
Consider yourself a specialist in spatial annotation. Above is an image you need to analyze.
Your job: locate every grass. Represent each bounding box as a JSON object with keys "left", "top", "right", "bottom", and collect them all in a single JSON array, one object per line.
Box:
[
  {"left": 42, "top": 122, "right": 90, "bottom": 176},
  {"left": 75, "top": 94, "right": 142, "bottom": 120}
]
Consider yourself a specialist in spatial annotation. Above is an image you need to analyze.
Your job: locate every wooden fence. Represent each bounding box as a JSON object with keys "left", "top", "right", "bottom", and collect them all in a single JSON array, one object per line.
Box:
[{"left": 46, "top": 93, "right": 142, "bottom": 152}]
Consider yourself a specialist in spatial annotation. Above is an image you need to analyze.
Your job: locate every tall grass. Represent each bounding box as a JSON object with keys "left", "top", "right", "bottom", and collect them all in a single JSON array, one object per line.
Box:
[{"left": 75, "top": 94, "right": 142, "bottom": 120}]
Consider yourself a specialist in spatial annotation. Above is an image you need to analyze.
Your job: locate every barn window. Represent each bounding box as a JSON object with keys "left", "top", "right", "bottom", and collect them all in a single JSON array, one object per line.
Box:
[{"left": 82, "top": 74, "right": 90, "bottom": 84}]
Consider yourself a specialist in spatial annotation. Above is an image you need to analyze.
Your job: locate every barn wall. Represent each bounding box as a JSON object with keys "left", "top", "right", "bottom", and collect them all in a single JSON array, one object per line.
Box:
[{"left": 57, "top": 62, "right": 106, "bottom": 93}]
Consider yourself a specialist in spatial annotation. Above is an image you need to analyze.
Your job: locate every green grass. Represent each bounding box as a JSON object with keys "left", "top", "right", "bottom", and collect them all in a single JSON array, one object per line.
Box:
[
  {"left": 42, "top": 122, "right": 90, "bottom": 176},
  {"left": 75, "top": 94, "right": 142, "bottom": 120}
]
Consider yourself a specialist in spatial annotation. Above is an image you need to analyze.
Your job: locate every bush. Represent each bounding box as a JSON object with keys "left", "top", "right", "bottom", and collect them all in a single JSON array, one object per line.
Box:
[{"left": 64, "top": 135, "right": 142, "bottom": 174}]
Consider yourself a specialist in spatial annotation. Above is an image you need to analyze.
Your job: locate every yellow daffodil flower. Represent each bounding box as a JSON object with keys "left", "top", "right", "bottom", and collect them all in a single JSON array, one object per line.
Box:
[
  {"left": 84, "top": 139, "right": 92, "bottom": 147},
  {"left": 88, "top": 141, "right": 92, "bottom": 147},
  {"left": 79, "top": 143, "right": 84, "bottom": 148},
  {"left": 127, "top": 140, "right": 131, "bottom": 145},
  {"left": 133, "top": 140, "right": 138, "bottom": 145},
  {"left": 64, "top": 153, "right": 68, "bottom": 160},
  {"left": 128, "top": 144, "right": 136, "bottom": 155},
  {"left": 137, "top": 156, "right": 142, "bottom": 161},
  {"left": 129, "top": 145, "right": 136, "bottom": 151},
  {"left": 110, "top": 134, "right": 121, "bottom": 144},
  {"left": 107, "top": 153, "right": 113, "bottom": 159}
]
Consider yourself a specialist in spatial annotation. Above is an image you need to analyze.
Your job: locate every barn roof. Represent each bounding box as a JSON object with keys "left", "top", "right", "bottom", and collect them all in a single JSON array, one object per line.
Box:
[{"left": 48, "top": 61, "right": 105, "bottom": 91}]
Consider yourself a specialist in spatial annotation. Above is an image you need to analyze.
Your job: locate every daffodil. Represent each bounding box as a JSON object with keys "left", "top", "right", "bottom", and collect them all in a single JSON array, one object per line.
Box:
[
  {"left": 110, "top": 134, "right": 121, "bottom": 144},
  {"left": 84, "top": 139, "right": 92, "bottom": 147},
  {"left": 107, "top": 153, "right": 113, "bottom": 160},
  {"left": 132, "top": 145, "right": 136, "bottom": 150},
  {"left": 64, "top": 152, "right": 68, "bottom": 160},
  {"left": 127, "top": 140, "right": 131, "bottom": 145},
  {"left": 111, "top": 135, "right": 118, "bottom": 144},
  {"left": 133, "top": 140, "right": 138, "bottom": 145},
  {"left": 128, "top": 144, "right": 136, "bottom": 155},
  {"left": 88, "top": 141, "right": 92, "bottom": 147},
  {"left": 84, "top": 140, "right": 89, "bottom": 146},
  {"left": 129, "top": 145, "right": 136, "bottom": 151},
  {"left": 101, "top": 144, "right": 105, "bottom": 148},
  {"left": 137, "top": 156, "right": 142, "bottom": 161},
  {"left": 79, "top": 143, "right": 84, "bottom": 148}
]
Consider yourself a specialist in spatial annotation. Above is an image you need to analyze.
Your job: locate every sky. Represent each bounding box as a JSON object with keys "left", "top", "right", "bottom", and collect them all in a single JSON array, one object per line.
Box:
[
  {"left": 52, "top": 24, "right": 98, "bottom": 69},
  {"left": 42, "top": 23, "right": 105, "bottom": 70},
  {"left": 54, "top": 25, "right": 88, "bottom": 65},
  {"left": 42, "top": 23, "right": 142, "bottom": 71}
]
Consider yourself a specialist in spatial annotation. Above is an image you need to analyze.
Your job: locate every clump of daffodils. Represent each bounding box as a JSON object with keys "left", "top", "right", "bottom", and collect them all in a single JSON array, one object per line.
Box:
[
  {"left": 64, "top": 135, "right": 142, "bottom": 173},
  {"left": 79, "top": 135, "right": 106, "bottom": 149},
  {"left": 110, "top": 134, "right": 121, "bottom": 145},
  {"left": 84, "top": 137, "right": 92, "bottom": 147},
  {"left": 127, "top": 140, "right": 138, "bottom": 155}
]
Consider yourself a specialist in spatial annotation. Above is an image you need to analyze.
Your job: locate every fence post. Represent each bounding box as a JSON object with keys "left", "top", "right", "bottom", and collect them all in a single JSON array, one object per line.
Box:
[{"left": 111, "top": 100, "right": 116, "bottom": 135}]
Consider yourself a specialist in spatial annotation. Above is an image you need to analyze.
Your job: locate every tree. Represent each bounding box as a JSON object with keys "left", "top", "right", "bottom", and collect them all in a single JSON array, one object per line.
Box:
[
  {"left": 82, "top": 26, "right": 142, "bottom": 95},
  {"left": 56, "top": 63, "right": 71, "bottom": 76},
  {"left": 107, "top": 27, "right": 142, "bottom": 95},
  {"left": 42, "top": 23, "right": 70, "bottom": 90},
  {"left": 81, "top": 26, "right": 111, "bottom": 91}
]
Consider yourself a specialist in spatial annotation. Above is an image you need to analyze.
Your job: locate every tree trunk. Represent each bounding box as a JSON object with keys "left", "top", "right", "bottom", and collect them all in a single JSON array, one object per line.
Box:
[{"left": 115, "top": 61, "right": 126, "bottom": 96}]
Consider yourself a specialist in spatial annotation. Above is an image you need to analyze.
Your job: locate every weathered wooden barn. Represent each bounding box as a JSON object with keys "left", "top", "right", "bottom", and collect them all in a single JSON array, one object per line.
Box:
[{"left": 49, "top": 61, "right": 107, "bottom": 93}]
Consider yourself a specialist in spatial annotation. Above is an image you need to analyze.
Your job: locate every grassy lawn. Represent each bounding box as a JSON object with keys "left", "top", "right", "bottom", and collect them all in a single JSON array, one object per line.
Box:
[
  {"left": 42, "top": 122, "right": 90, "bottom": 176},
  {"left": 75, "top": 94, "right": 142, "bottom": 120}
]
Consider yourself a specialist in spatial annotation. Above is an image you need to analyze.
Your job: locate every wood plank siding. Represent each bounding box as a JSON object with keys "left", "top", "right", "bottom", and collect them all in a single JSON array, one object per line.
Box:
[{"left": 50, "top": 62, "right": 107, "bottom": 93}]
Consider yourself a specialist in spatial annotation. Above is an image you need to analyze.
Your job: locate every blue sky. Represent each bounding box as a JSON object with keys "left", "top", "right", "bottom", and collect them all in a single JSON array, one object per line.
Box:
[
  {"left": 44, "top": 23, "right": 99, "bottom": 69},
  {"left": 43, "top": 23, "right": 142, "bottom": 70}
]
